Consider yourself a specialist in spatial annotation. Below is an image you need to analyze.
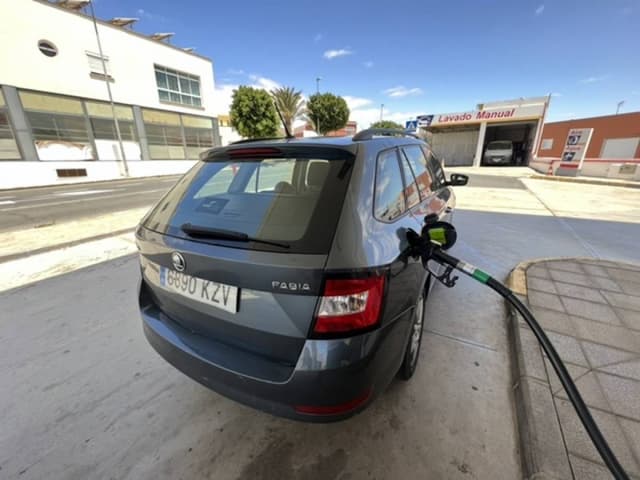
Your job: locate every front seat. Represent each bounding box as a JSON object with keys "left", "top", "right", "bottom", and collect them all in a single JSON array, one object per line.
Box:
[{"left": 306, "top": 162, "right": 329, "bottom": 192}]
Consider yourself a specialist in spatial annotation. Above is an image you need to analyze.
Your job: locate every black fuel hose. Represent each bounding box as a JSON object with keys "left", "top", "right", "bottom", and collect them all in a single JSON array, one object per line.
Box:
[{"left": 431, "top": 248, "right": 629, "bottom": 480}]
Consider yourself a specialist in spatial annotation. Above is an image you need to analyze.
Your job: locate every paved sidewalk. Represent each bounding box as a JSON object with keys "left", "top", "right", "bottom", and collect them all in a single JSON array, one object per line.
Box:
[
  {"left": 531, "top": 174, "right": 640, "bottom": 189},
  {"left": 510, "top": 258, "right": 640, "bottom": 479}
]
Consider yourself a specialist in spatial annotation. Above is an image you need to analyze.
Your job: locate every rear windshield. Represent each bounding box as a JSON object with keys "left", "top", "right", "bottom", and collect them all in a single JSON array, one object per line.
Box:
[
  {"left": 487, "top": 141, "right": 512, "bottom": 150},
  {"left": 142, "top": 149, "right": 354, "bottom": 254}
]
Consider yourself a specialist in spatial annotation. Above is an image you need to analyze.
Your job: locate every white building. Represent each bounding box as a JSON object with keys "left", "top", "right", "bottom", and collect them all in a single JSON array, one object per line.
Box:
[
  {"left": 412, "top": 96, "right": 550, "bottom": 167},
  {"left": 0, "top": 0, "right": 220, "bottom": 188}
]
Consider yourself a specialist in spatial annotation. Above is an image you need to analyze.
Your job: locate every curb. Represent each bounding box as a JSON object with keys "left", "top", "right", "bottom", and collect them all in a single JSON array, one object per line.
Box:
[
  {"left": 530, "top": 174, "right": 640, "bottom": 189},
  {"left": 507, "top": 258, "right": 573, "bottom": 480}
]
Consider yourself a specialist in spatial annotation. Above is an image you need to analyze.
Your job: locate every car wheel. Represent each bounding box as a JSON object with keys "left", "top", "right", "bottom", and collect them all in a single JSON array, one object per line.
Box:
[{"left": 398, "top": 286, "right": 427, "bottom": 381}]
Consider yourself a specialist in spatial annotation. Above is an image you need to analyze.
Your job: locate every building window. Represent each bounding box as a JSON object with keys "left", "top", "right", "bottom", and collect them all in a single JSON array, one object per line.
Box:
[
  {"left": 86, "top": 52, "right": 112, "bottom": 79},
  {"left": 182, "top": 115, "right": 214, "bottom": 159},
  {"left": 86, "top": 101, "right": 139, "bottom": 160},
  {"left": 541, "top": 138, "right": 553, "bottom": 150},
  {"left": 143, "top": 108, "right": 185, "bottom": 159},
  {"left": 0, "top": 91, "right": 21, "bottom": 160},
  {"left": 38, "top": 40, "right": 58, "bottom": 57},
  {"left": 20, "top": 91, "right": 93, "bottom": 161},
  {"left": 154, "top": 65, "right": 202, "bottom": 107}
]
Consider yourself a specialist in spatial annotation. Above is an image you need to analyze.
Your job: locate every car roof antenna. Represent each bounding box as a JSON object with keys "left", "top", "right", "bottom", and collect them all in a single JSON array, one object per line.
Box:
[{"left": 274, "top": 102, "right": 294, "bottom": 139}]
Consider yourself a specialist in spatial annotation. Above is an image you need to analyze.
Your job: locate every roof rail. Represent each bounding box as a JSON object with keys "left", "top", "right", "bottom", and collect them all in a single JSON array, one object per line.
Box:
[
  {"left": 229, "top": 136, "right": 286, "bottom": 145},
  {"left": 352, "top": 128, "right": 419, "bottom": 141}
]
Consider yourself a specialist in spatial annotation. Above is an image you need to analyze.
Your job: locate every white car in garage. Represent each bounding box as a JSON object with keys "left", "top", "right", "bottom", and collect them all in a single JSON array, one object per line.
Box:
[{"left": 483, "top": 140, "right": 514, "bottom": 166}]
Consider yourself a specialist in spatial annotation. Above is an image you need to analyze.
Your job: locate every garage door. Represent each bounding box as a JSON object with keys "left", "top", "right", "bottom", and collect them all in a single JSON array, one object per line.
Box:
[
  {"left": 601, "top": 137, "right": 640, "bottom": 159},
  {"left": 430, "top": 129, "right": 479, "bottom": 166}
]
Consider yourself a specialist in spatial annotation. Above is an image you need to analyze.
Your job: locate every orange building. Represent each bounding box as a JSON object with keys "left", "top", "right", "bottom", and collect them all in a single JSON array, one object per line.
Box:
[{"left": 532, "top": 112, "right": 640, "bottom": 179}]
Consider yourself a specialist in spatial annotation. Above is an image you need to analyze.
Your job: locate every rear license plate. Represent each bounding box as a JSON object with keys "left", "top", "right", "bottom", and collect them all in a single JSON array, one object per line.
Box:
[{"left": 160, "top": 267, "right": 239, "bottom": 314}]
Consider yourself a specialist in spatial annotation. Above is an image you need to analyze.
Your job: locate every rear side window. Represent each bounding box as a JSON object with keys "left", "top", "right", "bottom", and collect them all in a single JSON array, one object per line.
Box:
[
  {"left": 142, "top": 149, "right": 353, "bottom": 254},
  {"left": 374, "top": 149, "right": 405, "bottom": 222},
  {"left": 402, "top": 145, "right": 433, "bottom": 197}
]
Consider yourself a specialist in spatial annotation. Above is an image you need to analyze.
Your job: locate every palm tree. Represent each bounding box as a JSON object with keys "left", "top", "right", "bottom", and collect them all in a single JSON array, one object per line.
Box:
[{"left": 271, "top": 86, "right": 305, "bottom": 134}]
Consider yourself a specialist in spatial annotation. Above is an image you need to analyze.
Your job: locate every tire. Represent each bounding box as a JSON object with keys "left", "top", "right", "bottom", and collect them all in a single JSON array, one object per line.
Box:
[{"left": 398, "top": 284, "right": 427, "bottom": 381}]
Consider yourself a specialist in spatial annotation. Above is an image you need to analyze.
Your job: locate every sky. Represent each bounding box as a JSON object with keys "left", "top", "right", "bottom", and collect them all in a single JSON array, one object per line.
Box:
[{"left": 95, "top": 0, "right": 639, "bottom": 127}]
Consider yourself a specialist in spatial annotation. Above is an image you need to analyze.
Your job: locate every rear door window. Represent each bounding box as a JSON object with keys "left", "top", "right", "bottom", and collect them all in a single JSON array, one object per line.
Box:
[
  {"left": 142, "top": 149, "right": 354, "bottom": 254},
  {"left": 402, "top": 145, "right": 433, "bottom": 197},
  {"left": 374, "top": 149, "right": 406, "bottom": 222},
  {"left": 422, "top": 145, "right": 446, "bottom": 189},
  {"left": 399, "top": 154, "right": 421, "bottom": 209}
]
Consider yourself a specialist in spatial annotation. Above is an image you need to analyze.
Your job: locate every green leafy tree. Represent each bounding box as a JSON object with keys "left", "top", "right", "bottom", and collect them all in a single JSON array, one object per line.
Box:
[
  {"left": 271, "top": 86, "right": 305, "bottom": 134},
  {"left": 230, "top": 86, "right": 279, "bottom": 138},
  {"left": 306, "top": 93, "right": 350, "bottom": 135},
  {"left": 370, "top": 120, "right": 404, "bottom": 130}
]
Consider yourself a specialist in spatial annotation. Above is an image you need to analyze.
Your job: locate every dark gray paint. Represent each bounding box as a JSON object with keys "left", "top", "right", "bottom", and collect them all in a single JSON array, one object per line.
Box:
[{"left": 137, "top": 134, "right": 456, "bottom": 420}]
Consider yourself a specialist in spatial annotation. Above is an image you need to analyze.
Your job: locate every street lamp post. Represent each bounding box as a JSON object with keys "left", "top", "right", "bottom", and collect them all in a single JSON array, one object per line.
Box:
[
  {"left": 316, "top": 77, "right": 321, "bottom": 94},
  {"left": 616, "top": 100, "right": 625, "bottom": 115},
  {"left": 88, "top": 1, "right": 129, "bottom": 177},
  {"left": 380, "top": 104, "right": 384, "bottom": 122}
]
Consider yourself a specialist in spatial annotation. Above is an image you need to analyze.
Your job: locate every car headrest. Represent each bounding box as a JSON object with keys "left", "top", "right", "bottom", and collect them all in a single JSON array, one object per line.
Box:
[{"left": 307, "top": 162, "right": 329, "bottom": 189}]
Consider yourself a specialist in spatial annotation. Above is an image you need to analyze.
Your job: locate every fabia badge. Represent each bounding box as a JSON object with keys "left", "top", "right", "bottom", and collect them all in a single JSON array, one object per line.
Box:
[
  {"left": 272, "top": 281, "right": 311, "bottom": 292},
  {"left": 171, "top": 252, "right": 186, "bottom": 272}
]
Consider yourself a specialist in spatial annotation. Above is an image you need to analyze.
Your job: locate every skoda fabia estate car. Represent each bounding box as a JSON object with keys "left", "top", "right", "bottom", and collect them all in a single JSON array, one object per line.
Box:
[{"left": 137, "top": 129, "right": 467, "bottom": 421}]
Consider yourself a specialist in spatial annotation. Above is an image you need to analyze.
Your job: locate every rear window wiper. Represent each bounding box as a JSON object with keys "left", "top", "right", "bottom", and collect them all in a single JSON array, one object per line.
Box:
[{"left": 180, "top": 223, "right": 290, "bottom": 249}]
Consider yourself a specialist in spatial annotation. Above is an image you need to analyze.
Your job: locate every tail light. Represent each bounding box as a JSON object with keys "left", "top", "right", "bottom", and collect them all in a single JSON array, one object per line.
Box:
[{"left": 312, "top": 275, "right": 385, "bottom": 335}]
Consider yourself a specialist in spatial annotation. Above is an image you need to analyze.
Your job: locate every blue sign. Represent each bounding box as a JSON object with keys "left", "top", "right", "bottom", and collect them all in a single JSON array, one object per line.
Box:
[{"left": 405, "top": 120, "right": 418, "bottom": 130}]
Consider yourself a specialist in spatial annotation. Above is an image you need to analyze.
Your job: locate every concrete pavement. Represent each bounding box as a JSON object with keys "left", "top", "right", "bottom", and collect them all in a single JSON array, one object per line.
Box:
[
  {"left": 510, "top": 258, "right": 640, "bottom": 479},
  {"left": 1, "top": 172, "right": 640, "bottom": 479}
]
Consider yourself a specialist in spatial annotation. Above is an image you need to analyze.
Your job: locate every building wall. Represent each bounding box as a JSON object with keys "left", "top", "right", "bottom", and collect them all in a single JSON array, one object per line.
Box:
[
  {"left": 0, "top": 0, "right": 216, "bottom": 116},
  {"left": 532, "top": 112, "right": 640, "bottom": 179},
  {"left": 0, "top": 160, "right": 196, "bottom": 190},
  {"left": 0, "top": 1, "right": 220, "bottom": 188},
  {"left": 536, "top": 112, "right": 640, "bottom": 159}
]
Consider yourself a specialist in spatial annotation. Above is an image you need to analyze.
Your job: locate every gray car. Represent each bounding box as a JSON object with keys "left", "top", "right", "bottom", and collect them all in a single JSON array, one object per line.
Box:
[{"left": 136, "top": 129, "right": 467, "bottom": 421}]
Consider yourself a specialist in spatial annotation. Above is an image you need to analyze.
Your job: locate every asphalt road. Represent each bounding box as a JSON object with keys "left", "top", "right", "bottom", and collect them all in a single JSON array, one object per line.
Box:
[
  {"left": 3, "top": 174, "right": 639, "bottom": 479},
  {"left": 0, "top": 176, "right": 181, "bottom": 232},
  {"left": 0, "top": 172, "right": 518, "bottom": 233}
]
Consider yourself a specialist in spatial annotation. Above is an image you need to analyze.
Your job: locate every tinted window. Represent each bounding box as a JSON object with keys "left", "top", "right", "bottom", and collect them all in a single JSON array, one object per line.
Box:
[
  {"left": 374, "top": 149, "right": 405, "bottom": 222},
  {"left": 422, "top": 145, "right": 446, "bottom": 189},
  {"left": 488, "top": 141, "right": 512, "bottom": 150},
  {"left": 244, "top": 159, "right": 296, "bottom": 192},
  {"left": 142, "top": 150, "right": 353, "bottom": 254},
  {"left": 402, "top": 145, "right": 433, "bottom": 197},
  {"left": 399, "top": 155, "right": 420, "bottom": 209}
]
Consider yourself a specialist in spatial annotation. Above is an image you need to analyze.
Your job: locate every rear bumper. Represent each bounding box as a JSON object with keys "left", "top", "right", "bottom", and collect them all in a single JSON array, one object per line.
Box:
[{"left": 141, "top": 303, "right": 408, "bottom": 422}]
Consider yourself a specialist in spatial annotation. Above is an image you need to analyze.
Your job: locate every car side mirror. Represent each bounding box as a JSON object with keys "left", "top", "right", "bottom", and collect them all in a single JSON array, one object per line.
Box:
[{"left": 444, "top": 173, "right": 468, "bottom": 187}]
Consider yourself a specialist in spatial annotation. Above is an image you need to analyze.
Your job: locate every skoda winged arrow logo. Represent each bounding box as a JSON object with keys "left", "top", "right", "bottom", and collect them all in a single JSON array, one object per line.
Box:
[{"left": 171, "top": 252, "right": 186, "bottom": 272}]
